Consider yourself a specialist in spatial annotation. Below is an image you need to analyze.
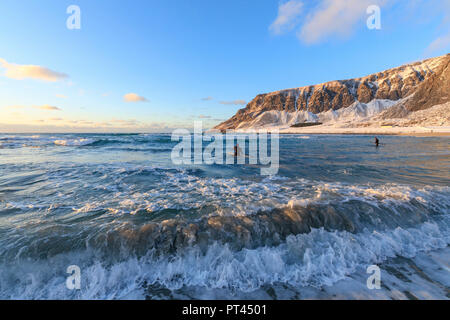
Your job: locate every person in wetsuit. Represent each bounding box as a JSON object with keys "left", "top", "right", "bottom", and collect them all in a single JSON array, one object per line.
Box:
[
  {"left": 374, "top": 137, "right": 380, "bottom": 147},
  {"left": 234, "top": 144, "right": 239, "bottom": 157}
]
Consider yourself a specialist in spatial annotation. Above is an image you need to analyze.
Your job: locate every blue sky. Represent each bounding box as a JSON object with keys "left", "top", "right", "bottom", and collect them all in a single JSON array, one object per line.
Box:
[{"left": 0, "top": 0, "right": 449, "bottom": 132}]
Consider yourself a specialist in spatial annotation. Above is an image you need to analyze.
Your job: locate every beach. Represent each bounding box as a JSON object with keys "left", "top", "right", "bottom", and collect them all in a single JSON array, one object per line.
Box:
[{"left": 278, "top": 126, "right": 450, "bottom": 136}]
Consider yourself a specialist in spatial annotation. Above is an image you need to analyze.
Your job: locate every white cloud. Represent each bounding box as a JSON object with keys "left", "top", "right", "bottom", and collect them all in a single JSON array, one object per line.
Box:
[
  {"left": 34, "top": 105, "right": 62, "bottom": 111},
  {"left": 269, "top": 1, "right": 304, "bottom": 35},
  {"left": 424, "top": 0, "right": 450, "bottom": 56},
  {"left": 5, "top": 104, "right": 61, "bottom": 111},
  {"left": 298, "top": 0, "right": 386, "bottom": 44},
  {"left": 0, "top": 120, "right": 178, "bottom": 133},
  {"left": 201, "top": 96, "right": 213, "bottom": 101},
  {"left": 219, "top": 99, "right": 247, "bottom": 105},
  {"left": 0, "top": 58, "right": 68, "bottom": 82},
  {"left": 269, "top": 0, "right": 389, "bottom": 44},
  {"left": 425, "top": 33, "right": 450, "bottom": 55},
  {"left": 123, "top": 93, "right": 148, "bottom": 102}
]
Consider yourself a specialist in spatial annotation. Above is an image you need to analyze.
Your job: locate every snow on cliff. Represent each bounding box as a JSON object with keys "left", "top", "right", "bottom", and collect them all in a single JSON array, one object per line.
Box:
[
  {"left": 215, "top": 53, "right": 450, "bottom": 131},
  {"left": 235, "top": 99, "right": 398, "bottom": 130}
]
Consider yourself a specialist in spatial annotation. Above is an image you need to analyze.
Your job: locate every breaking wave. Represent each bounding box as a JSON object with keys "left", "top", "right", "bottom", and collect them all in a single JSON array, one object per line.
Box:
[
  {"left": 0, "top": 217, "right": 448, "bottom": 299},
  {"left": 0, "top": 134, "right": 177, "bottom": 150},
  {"left": 1, "top": 134, "right": 448, "bottom": 299}
]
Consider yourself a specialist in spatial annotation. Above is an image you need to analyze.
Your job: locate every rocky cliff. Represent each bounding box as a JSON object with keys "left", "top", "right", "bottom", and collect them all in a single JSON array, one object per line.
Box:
[{"left": 215, "top": 53, "right": 450, "bottom": 130}]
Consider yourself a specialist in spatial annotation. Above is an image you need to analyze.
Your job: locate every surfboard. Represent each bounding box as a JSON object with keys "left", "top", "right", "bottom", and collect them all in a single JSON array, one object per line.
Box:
[{"left": 227, "top": 152, "right": 249, "bottom": 158}]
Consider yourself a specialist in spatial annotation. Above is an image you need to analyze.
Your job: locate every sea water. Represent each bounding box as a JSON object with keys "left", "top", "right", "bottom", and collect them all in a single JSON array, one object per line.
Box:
[{"left": 0, "top": 133, "right": 448, "bottom": 299}]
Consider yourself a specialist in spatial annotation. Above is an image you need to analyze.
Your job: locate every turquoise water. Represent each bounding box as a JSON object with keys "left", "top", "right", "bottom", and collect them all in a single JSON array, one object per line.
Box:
[{"left": 0, "top": 133, "right": 449, "bottom": 299}]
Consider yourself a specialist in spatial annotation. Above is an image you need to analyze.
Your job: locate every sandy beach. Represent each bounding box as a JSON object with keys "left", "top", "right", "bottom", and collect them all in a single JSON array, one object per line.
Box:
[
  {"left": 227, "top": 125, "right": 450, "bottom": 136},
  {"left": 277, "top": 126, "right": 450, "bottom": 136}
]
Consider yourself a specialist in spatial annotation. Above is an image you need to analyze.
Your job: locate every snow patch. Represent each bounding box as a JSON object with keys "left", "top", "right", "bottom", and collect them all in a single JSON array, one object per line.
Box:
[{"left": 236, "top": 99, "right": 398, "bottom": 130}]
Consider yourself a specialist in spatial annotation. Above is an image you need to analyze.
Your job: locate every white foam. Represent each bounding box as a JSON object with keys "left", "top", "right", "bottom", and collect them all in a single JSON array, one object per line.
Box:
[
  {"left": 54, "top": 138, "right": 96, "bottom": 146},
  {"left": 1, "top": 165, "right": 448, "bottom": 299},
  {"left": 0, "top": 217, "right": 448, "bottom": 299},
  {"left": 4, "top": 166, "right": 447, "bottom": 220}
]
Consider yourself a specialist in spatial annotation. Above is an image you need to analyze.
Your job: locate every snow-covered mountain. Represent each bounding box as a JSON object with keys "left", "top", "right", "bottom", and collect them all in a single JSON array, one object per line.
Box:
[{"left": 215, "top": 53, "right": 450, "bottom": 131}]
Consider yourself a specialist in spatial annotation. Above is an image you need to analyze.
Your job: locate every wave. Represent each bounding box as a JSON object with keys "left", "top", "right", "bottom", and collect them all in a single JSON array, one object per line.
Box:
[
  {"left": 0, "top": 178, "right": 448, "bottom": 299},
  {"left": 107, "top": 147, "right": 173, "bottom": 153},
  {"left": 81, "top": 139, "right": 126, "bottom": 147},
  {"left": 0, "top": 134, "right": 176, "bottom": 149},
  {"left": 1, "top": 170, "right": 448, "bottom": 259},
  {"left": 0, "top": 217, "right": 448, "bottom": 299},
  {"left": 54, "top": 138, "right": 98, "bottom": 146},
  {"left": 58, "top": 186, "right": 450, "bottom": 255},
  {"left": 52, "top": 136, "right": 175, "bottom": 148},
  {"left": 0, "top": 154, "right": 448, "bottom": 299}
]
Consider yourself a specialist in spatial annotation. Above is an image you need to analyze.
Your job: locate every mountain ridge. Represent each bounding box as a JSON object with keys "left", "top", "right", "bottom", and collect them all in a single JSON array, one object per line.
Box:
[{"left": 215, "top": 53, "right": 450, "bottom": 131}]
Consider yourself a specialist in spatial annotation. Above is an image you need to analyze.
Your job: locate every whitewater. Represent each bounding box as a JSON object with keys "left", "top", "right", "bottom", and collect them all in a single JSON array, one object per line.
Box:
[{"left": 0, "top": 133, "right": 448, "bottom": 299}]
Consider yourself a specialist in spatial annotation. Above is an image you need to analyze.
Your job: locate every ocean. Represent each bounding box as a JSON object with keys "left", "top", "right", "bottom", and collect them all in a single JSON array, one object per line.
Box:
[{"left": 0, "top": 133, "right": 448, "bottom": 299}]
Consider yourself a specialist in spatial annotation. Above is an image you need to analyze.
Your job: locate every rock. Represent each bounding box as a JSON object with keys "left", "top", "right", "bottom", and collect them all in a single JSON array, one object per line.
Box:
[
  {"left": 215, "top": 53, "right": 450, "bottom": 130},
  {"left": 405, "top": 54, "right": 450, "bottom": 112}
]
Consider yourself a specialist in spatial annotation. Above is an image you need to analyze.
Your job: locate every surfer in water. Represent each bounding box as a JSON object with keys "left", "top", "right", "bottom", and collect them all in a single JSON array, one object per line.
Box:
[
  {"left": 374, "top": 137, "right": 380, "bottom": 147},
  {"left": 234, "top": 144, "right": 239, "bottom": 157}
]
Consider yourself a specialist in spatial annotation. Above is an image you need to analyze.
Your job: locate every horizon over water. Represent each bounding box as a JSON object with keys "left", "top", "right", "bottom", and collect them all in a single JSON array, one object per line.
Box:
[{"left": 0, "top": 133, "right": 449, "bottom": 299}]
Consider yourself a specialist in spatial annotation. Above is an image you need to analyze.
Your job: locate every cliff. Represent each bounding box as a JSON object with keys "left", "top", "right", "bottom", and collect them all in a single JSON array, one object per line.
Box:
[{"left": 215, "top": 53, "right": 450, "bottom": 130}]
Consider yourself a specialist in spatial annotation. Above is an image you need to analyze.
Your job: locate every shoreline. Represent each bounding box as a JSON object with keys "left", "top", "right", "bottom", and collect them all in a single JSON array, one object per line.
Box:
[
  {"left": 273, "top": 126, "right": 450, "bottom": 137},
  {"left": 276, "top": 132, "right": 450, "bottom": 137},
  {"left": 215, "top": 125, "right": 450, "bottom": 137}
]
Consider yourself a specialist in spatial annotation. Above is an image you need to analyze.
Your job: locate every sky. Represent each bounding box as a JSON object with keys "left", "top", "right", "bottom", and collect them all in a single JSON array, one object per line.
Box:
[{"left": 0, "top": 0, "right": 449, "bottom": 132}]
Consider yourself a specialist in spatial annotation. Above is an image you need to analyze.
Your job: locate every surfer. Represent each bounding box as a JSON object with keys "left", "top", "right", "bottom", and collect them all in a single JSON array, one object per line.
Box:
[
  {"left": 234, "top": 144, "right": 239, "bottom": 157},
  {"left": 374, "top": 137, "right": 380, "bottom": 147}
]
